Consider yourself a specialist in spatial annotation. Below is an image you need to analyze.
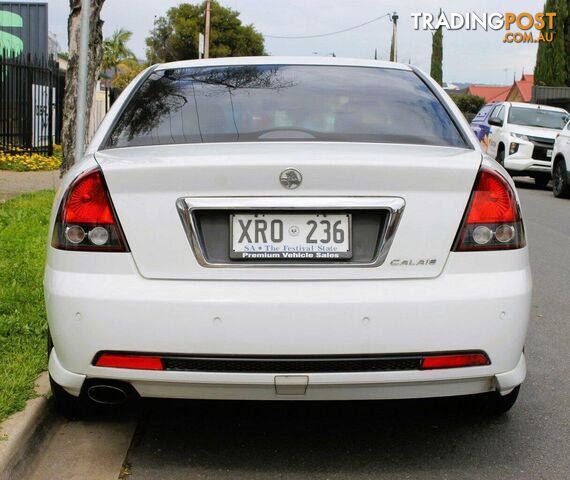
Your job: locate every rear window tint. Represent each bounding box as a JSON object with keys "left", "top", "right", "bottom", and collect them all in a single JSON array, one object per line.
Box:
[{"left": 104, "top": 65, "right": 468, "bottom": 149}]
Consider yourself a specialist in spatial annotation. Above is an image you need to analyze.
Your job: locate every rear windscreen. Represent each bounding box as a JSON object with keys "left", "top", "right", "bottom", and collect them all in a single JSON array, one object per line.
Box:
[{"left": 104, "top": 65, "right": 468, "bottom": 149}]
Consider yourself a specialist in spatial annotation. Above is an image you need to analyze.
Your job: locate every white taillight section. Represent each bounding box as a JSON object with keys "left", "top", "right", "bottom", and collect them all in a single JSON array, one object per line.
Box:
[
  {"left": 472, "top": 225, "right": 493, "bottom": 245},
  {"left": 495, "top": 224, "right": 515, "bottom": 243},
  {"left": 88, "top": 226, "right": 111, "bottom": 246},
  {"left": 65, "top": 225, "right": 86, "bottom": 244},
  {"left": 453, "top": 166, "right": 525, "bottom": 251},
  {"left": 52, "top": 168, "right": 129, "bottom": 251}
]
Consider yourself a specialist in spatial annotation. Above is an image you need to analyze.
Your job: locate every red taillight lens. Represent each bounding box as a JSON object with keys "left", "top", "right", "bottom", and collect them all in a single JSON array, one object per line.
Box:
[
  {"left": 420, "top": 353, "right": 489, "bottom": 370},
  {"left": 453, "top": 166, "right": 525, "bottom": 251},
  {"left": 465, "top": 170, "right": 516, "bottom": 224},
  {"left": 52, "top": 168, "right": 129, "bottom": 251},
  {"left": 62, "top": 170, "right": 115, "bottom": 224},
  {"left": 95, "top": 354, "right": 164, "bottom": 370}
]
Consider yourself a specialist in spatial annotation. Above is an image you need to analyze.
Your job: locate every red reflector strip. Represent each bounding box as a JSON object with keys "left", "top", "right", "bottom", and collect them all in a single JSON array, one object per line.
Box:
[
  {"left": 420, "top": 353, "right": 489, "bottom": 370},
  {"left": 95, "top": 354, "right": 164, "bottom": 371}
]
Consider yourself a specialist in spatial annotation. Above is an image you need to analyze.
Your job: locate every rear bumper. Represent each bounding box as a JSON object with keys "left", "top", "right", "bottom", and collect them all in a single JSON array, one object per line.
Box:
[
  {"left": 45, "top": 249, "right": 532, "bottom": 400},
  {"left": 49, "top": 348, "right": 526, "bottom": 400}
]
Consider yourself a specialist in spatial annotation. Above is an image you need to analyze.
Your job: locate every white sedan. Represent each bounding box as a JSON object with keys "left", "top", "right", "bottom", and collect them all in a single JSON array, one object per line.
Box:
[
  {"left": 552, "top": 121, "right": 570, "bottom": 198},
  {"left": 45, "top": 57, "right": 531, "bottom": 418}
]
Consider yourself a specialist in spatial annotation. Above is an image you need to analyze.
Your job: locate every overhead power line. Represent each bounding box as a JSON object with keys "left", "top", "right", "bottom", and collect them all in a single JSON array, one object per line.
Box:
[{"left": 265, "top": 13, "right": 391, "bottom": 39}]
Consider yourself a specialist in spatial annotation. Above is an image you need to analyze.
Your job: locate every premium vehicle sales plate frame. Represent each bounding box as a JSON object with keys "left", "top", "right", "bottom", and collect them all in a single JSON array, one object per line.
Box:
[{"left": 230, "top": 212, "right": 352, "bottom": 260}]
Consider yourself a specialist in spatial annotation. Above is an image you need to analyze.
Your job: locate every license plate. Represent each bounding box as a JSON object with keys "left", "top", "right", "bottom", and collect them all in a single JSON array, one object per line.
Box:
[
  {"left": 230, "top": 213, "right": 352, "bottom": 260},
  {"left": 547, "top": 149, "right": 553, "bottom": 158}
]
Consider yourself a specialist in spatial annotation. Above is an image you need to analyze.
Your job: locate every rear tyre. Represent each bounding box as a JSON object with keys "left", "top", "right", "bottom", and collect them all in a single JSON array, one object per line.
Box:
[
  {"left": 496, "top": 147, "right": 505, "bottom": 167},
  {"left": 552, "top": 159, "right": 570, "bottom": 198},
  {"left": 533, "top": 175, "right": 550, "bottom": 188},
  {"left": 479, "top": 385, "right": 520, "bottom": 415},
  {"left": 49, "top": 375, "right": 89, "bottom": 420}
]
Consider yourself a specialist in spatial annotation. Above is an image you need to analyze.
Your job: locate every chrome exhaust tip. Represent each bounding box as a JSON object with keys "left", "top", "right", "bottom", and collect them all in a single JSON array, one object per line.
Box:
[{"left": 87, "top": 383, "right": 129, "bottom": 405}]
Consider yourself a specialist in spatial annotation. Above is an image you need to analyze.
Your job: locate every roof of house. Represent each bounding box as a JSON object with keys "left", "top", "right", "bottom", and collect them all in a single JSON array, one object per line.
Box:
[
  {"left": 466, "top": 85, "right": 511, "bottom": 103},
  {"left": 508, "top": 74, "right": 534, "bottom": 102}
]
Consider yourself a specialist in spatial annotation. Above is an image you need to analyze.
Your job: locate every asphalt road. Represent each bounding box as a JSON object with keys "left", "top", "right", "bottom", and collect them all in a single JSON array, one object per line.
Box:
[{"left": 25, "top": 180, "right": 570, "bottom": 480}]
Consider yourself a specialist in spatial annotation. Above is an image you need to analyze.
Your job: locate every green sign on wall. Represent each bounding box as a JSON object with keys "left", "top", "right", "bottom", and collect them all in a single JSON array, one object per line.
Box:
[
  {"left": 0, "top": 3, "right": 49, "bottom": 60},
  {"left": 0, "top": 11, "right": 23, "bottom": 57}
]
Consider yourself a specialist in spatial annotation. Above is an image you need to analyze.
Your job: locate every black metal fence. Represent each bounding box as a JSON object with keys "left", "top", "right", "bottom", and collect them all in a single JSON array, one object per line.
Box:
[{"left": 0, "top": 51, "right": 61, "bottom": 156}]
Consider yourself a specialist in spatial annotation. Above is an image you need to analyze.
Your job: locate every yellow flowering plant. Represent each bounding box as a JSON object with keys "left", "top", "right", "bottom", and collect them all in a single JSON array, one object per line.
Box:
[{"left": 0, "top": 145, "right": 62, "bottom": 172}]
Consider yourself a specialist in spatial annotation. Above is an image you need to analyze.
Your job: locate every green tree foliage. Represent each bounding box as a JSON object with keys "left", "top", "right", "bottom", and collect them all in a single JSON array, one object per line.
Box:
[
  {"left": 145, "top": 1, "right": 265, "bottom": 63},
  {"left": 450, "top": 94, "right": 486, "bottom": 115},
  {"left": 103, "top": 28, "right": 136, "bottom": 79},
  {"left": 566, "top": 9, "right": 570, "bottom": 86},
  {"left": 430, "top": 10, "right": 443, "bottom": 85},
  {"left": 112, "top": 59, "right": 146, "bottom": 89},
  {"left": 534, "top": 0, "right": 568, "bottom": 86}
]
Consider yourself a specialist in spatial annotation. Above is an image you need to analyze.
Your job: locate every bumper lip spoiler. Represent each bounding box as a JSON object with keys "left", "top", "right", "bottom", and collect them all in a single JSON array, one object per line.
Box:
[
  {"left": 49, "top": 349, "right": 86, "bottom": 397},
  {"left": 495, "top": 353, "right": 526, "bottom": 395},
  {"left": 50, "top": 348, "right": 526, "bottom": 400}
]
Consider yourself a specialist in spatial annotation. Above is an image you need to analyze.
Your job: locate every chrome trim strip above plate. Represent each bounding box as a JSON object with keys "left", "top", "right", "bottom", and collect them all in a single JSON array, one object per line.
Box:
[{"left": 176, "top": 197, "right": 405, "bottom": 268}]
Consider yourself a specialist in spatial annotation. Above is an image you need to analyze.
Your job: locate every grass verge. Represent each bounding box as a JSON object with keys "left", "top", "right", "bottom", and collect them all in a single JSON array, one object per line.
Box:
[{"left": 0, "top": 191, "right": 54, "bottom": 422}]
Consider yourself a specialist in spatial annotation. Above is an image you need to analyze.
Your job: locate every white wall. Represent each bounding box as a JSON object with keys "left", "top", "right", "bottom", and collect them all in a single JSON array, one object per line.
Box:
[{"left": 88, "top": 87, "right": 108, "bottom": 144}]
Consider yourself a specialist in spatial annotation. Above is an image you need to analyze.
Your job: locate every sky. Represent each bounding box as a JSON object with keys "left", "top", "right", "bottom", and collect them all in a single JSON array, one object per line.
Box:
[{"left": 43, "top": 0, "right": 546, "bottom": 85}]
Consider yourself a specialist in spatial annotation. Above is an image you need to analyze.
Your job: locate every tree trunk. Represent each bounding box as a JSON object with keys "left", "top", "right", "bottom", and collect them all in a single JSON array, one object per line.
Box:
[{"left": 61, "top": 0, "right": 105, "bottom": 175}]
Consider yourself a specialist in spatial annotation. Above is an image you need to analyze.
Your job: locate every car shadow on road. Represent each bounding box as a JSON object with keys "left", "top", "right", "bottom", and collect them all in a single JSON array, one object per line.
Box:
[
  {"left": 513, "top": 176, "right": 552, "bottom": 192},
  {"left": 123, "top": 396, "right": 521, "bottom": 479}
]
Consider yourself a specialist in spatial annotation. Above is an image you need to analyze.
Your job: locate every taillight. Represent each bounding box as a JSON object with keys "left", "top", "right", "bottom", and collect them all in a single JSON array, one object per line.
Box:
[
  {"left": 52, "top": 167, "right": 129, "bottom": 251},
  {"left": 453, "top": 166, "right": 525, "bottom": 251}
]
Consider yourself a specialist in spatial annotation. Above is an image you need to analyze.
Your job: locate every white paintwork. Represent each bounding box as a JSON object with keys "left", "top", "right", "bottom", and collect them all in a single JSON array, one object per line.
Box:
[
  {"left": 486, "top": 101, "right": 569, "bottom": 175},
  {"left": 95, "top": 143, "right": 481, "bottom": 280},
  {"left": 45, "top": 57, "right": 532, "bottom": 401}
]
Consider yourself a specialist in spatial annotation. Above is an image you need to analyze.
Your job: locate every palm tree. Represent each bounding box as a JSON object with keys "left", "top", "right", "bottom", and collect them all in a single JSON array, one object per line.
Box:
[{"left": 102, "top": 28, "right": 136, "bottom": 82}]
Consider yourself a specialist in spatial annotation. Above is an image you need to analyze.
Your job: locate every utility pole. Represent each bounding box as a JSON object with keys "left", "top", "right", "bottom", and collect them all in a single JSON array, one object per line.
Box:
[
  {"left": 389, "top": 12, "right": 399, "bottom": 62},
  {"left": 204, "top": 0, "right": 211, "bottom": 59}
]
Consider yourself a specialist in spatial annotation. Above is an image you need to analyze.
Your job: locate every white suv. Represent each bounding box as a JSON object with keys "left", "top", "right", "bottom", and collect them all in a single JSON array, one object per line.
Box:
[
  {"left": 485, "top": 102, "right": 569, "bottom": 187},
  {"left": 552, "top": 121, "right": 570, "bottom": 198},
  {"left": 45, "top": 57, "right": 531, "bottom": 419}
]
